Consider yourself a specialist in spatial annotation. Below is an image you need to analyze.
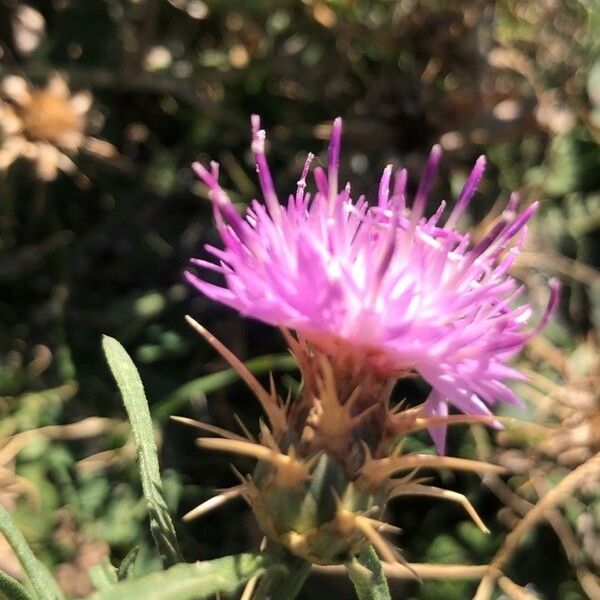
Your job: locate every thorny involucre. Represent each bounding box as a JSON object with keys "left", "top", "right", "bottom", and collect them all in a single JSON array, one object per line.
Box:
[{"left": 187, "top": 116, "right": 558, "bottom": 453}]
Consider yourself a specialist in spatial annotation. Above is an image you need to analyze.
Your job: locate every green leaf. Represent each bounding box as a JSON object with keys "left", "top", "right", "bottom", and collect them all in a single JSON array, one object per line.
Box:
[
  {"left": 117, "top": 546, "right": 140, "bottom": 580},
  {"left": 347, "top": 546, "right": 391, "bottom": 600},
  {"left": 0, "top": 503, "right": 64, "bottom": 600},
  {"left": 102, "top": 335, "right": 182, "bottom": 566},
  {"left": 88, "top": 559, "right": 118, "bottom": 592},
  {"left": 154, "top": 353, "right": 297, "bottom": 420},
  {"left": 0, "top": 568, "right": 34, "bottom": 600},
  {"left": 89, "top": 553, "right": 265, "bottom": 600},
  {"left": 252, "top": 552, "right": 310, "bottom": 600}
]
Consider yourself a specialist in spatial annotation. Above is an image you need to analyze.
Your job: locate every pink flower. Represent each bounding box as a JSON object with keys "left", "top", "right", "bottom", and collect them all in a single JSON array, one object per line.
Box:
[{"left": 187, "top": 116, "right": 558, "bottom": 452}]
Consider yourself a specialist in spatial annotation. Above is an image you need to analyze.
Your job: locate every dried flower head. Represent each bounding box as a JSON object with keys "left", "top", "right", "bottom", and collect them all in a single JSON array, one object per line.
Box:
[
  {"left": 0, "top": 73, "right": 114, "bottom": 180},
  {"left": 187, "top": 116, "right": 558, "bottom": 452}
]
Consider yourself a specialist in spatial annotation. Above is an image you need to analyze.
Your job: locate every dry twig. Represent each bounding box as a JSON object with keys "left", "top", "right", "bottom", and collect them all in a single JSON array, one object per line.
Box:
[{"left": 473, "top": 451, "right": 600, "bottom": 600}]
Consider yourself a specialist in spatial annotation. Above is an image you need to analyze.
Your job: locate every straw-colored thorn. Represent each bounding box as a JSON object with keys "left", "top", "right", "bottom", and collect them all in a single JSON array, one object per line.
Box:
[
  {"left": 182, "top": 485, "right": 245, "bottom": 521},
  {"left": 388, "top": 482, "right": 489, "bottom": 533},
  {"left": 185, "top": 316, "right": 286, "bottom": 435},
  {"left": 196, "top": 437, "right": 309, "bottom": 487}
]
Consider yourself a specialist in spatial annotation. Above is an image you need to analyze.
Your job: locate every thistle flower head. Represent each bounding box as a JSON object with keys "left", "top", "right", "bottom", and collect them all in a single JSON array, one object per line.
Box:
[
  {"left": 182, "top": 117, "right": 557, "bottom": 566},
  {"left": 187, "top": 116, "right": 558, "bottom": 452}
]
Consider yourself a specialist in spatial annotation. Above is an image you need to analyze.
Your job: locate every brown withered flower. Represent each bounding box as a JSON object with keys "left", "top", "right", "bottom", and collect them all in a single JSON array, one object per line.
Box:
[{"left": 0, "top": 73, "right": 114, "bottom": 180}]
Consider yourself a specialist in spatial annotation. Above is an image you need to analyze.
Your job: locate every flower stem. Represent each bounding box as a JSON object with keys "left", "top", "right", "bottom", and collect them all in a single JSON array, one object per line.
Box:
[
  {"left": 253, "top": 548, "right": 311, "bottom": 600},
  {"left": 347, "top": 545, "right": 392, "bottom": 600}
]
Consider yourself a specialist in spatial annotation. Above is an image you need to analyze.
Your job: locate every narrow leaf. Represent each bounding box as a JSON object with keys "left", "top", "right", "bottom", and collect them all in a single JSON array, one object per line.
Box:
[
  {"left": 347, "top": 546, "right": 392, "bottom": 600},
  {"left": 102, "top": 335, "right": 182, "bottom": 566},
  {"left": 117, "top": 546, "right": 140, "bottom": 580},
  {"left": 89, "top": 553, "right": 265, "bottom": 600},
  {"left": 88, "top": 560, "right": 117, "bottom": 592},
  {"left": 0, "top": 504, "right": 63, "bottom": 600},
  {"left": 0, "top": 568, "right": 34, "bottom": 600}
]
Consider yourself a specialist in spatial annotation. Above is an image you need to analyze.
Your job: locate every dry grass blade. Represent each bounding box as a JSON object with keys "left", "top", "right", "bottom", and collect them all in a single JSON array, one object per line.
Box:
[
  {"left": 473, "top": 450, "right": 600, "bottom": 600},
  {"left": 483, "top": 475, "right": 534, "bottom": 517},
  {"left": 315, "top": 562, "right": 488, "bottom": 580},
  {"left": 516, "top": 251, "right": 600, "bottom": 286},
  {"left": 576, "top": 568, "right": 600, "bottom": 599},
  {"left": 75, "top": 443, "right": 137, "bottom": 473},
  {"left": 0, "top": 417, "right": 120, "bottom": 465},
  {"left": 497, "top": 575, "right": 539, "bottom": 600}
]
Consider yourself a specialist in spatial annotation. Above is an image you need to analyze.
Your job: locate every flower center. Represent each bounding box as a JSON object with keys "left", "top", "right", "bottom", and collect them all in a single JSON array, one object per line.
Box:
[{"left": 18, "top": 91, "right": 83, "bottom": 146}]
